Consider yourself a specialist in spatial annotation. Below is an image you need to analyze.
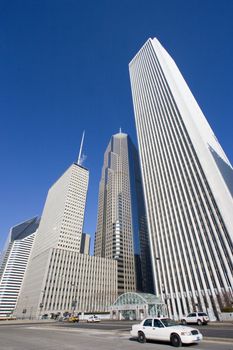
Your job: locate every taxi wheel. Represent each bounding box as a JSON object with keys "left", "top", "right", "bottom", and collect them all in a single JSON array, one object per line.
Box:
[
  {"left": 138, "top": 331, "right": 146, "bottom": 343},
  {"left": 171, "top": 333, "right": 182, "bottom": 347}
]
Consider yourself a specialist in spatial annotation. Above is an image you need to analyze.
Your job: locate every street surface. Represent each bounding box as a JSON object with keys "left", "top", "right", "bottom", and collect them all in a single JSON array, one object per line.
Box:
[
  {"left": 56, "top": 319, "right": 233, "bottom": 340},
  {"left": 0, "top": 321, "right": 232, "bottom": 350}
]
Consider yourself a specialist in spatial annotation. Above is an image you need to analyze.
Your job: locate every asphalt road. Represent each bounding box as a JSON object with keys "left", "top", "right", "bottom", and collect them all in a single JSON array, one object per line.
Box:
[
  {"left": 0, "top": 323, "right": 232, "bottom": 350},
  {"left": 56, "top": 319, "right": 233, "bottom": 340},
  {"left": 199, "top": 325, "right": 233, "bottom": 339}
]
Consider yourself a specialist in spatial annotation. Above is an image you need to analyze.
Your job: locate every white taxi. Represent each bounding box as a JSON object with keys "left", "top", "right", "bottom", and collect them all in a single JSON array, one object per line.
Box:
[
  {"left": 87, "top": 315, "right": 101, "bottom": 323},
  {"left": 130, "top": 317, "right": 203, "bottom": 347}
]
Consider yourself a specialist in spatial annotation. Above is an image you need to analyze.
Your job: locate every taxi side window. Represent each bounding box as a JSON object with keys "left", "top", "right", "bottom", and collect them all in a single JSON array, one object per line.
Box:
[
  {"left": 143, "top": 319, "right": 153, "bottom": 327},
  {"left": 154, "top": 319, "right": 164, "bottom": 328}
]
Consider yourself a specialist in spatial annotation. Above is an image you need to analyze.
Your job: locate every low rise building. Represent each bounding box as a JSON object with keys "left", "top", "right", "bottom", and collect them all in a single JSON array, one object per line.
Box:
[{"left": 15, "top": 248, "right": 117, "bottom": 318}]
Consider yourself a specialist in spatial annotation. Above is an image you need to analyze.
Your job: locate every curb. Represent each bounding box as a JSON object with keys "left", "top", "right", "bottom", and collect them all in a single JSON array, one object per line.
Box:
[{"left": 0, "top": 321, "right": 56, "bottom": 326}]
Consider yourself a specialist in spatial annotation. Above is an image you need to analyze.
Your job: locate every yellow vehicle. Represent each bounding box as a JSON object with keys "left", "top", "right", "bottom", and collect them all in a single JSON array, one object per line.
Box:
[{"left": 68, "top": 316, "right": 79, "bottom": 323}]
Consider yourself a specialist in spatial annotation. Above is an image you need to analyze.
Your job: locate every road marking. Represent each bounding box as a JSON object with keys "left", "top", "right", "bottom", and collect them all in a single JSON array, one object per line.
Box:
[{"left": 25, "top": 326, "right": 129, "bottom": 337}]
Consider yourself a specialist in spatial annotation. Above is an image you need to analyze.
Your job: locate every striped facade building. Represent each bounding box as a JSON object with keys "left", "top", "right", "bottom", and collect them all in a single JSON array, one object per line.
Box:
[
  {"left": 129, "top": 38, "right": 233, "bottom": 320},
  {"left": 15, "top": 248, "right": 117, "bottom": 319},
  {"left": 0, "top": 217, "right": 39, "bottom": 318}
]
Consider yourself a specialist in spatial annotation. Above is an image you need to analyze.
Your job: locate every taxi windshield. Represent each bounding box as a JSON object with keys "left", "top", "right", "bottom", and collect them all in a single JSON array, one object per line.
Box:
[{"left": 161, "top": 318, "right": 178, "bottom": 327}]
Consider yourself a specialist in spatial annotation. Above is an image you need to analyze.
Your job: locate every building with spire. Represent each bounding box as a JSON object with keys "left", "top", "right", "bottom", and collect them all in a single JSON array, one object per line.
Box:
[
  {"left": 129, "top": 38, "right": 233, "bottom": 320},
  {"left": 94, "top": 131, "right": 153, "bottom": 295},
  {"left": 15, "top": 138, "right": 117, "bottom": 319}
]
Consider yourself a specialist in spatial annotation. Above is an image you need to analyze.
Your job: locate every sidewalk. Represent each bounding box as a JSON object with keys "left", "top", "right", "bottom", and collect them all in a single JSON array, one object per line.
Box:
[{"left": 0, "top": 319, "right": 56, "bottom": 326}]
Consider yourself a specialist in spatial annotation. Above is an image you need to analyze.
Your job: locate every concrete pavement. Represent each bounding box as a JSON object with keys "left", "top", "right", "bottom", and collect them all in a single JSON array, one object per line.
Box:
[
  {"left": 0, "top": 323, "right": 233, "bottom": 350},
  {"left": 0, "top": 319, "right": 232, "bottom": 344}
]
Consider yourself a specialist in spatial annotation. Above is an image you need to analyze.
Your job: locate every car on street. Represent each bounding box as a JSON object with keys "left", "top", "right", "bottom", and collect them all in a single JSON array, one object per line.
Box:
[
  {"left": 87, "top": 315, "right": 101, "bottom": 323},
  {"left": 181, "top": 312, "right": 209, "bottom": 325},
  {"left": 130, "top": 317, "right": 203, "bottom": 347},
  {"left": 68, "top": 316, "right": 79, "bottom": 323},
  {"left": 41, "top": 314, "right": 48, "bottom": 319}
]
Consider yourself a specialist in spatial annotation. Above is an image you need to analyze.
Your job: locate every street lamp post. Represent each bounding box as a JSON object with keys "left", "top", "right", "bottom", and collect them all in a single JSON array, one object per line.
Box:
[
  {"left": 71, "top": 300, "right": 77, "bottom": 316},
  {"left": 22, "top": 308, "right": 27, "bottom": 320},
  {"left": 29, "top": 306, "right": 33, "bottom": 320},
  {"left": 22, "top": 296, "right": 28, "bottom": 319},
  {"left": 71, "top": 283, "right": 78, "bottom": 316},
  {"left": 38, "top": 290, "right": 45, "bottom": 319},
  {"left": 161, "top": 284, "right": 168, "bottom": 317},
  {"left": 39, "top": 302, "right": 43, "bottom": 320},
  {"left": 155, "top": 256, "right": 163, "bottom": 297}
]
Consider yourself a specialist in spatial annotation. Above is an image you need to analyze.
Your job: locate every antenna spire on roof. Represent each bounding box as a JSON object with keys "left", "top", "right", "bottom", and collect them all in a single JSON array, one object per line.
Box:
[
  {"left": 119, "top": 127, "right": 122, "bottom": 134},
  {"left": 77, "top": 131, "right": 85, "bottom": 166}
]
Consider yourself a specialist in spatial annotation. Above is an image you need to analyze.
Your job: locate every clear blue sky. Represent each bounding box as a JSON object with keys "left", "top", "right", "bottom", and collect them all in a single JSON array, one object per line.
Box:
[{"left": 0, "top": 0, "right": 232, "bottom": 253}]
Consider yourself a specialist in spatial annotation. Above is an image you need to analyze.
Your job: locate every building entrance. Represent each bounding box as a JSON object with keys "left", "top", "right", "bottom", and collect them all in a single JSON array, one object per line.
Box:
[
  {"left": 110, "top": 292, "right": 167, "bottom": 321},
  {"left": 121, "top": 310, "right": 136, "bottom": 320}
]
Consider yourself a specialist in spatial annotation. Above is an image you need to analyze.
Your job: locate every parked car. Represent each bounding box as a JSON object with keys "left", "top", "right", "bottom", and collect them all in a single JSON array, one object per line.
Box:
[
  {"left": 181, "top": 312, "right": 209, "bottom": 325},
  {"left": 41, "top": 314, "right": 48, "bottom": 319},
  {"left": 59, "top": 315, "right": 70, "bottom": 322},
  {"left": 87, "top": 315, "right": 101, "bottom": 323},
  {"left": 68, "top": 316, "right": 79, "bottom": 323},
  {"left": 130, "top": 317, "right": 203, "bottom": 347}
]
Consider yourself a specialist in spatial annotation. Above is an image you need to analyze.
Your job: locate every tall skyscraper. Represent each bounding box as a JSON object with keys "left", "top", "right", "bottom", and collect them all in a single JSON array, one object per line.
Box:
[
  {"left": 80, "top": 233, "right": 91, "bottom": 255},
  {"left": 15, "top": 152, "right": 117, "bottom": 319},
  {"left": 129, "top": 38, "right": 233, "bottom": 320},
  {"left": 0, "top": 217, "right": 39, "bottom": 318},
  {"left": 94, "top": 131, "right": 153, "bottom": 294}
]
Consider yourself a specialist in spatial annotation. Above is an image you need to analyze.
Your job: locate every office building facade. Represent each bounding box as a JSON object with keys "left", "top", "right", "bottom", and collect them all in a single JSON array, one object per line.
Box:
[
  {"left": 31, "top": 163, "right": 89, "bottom": 257},
  {"left": 15, "top": 161, "right": 117, "bottom": 319},
  {"left": 129, "top": 38, "right": 233, "bottom": 320},
  {"left": 94, "top": 132, "right": 153, "bottom": 294},
  {"left": 0, "top": 217, "right": 39, "bottom": 318},
  {"left": 16, "top": 248, "right": 117, "bottom": 319}
]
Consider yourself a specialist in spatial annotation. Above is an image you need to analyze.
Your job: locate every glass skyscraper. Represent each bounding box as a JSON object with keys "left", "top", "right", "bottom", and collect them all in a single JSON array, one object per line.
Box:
[
  {"left": 129, "top": 38, "right": 233, "bottom": 320},
  {"left": 94, "top": 131, "right": 153, "bottom": 294}
]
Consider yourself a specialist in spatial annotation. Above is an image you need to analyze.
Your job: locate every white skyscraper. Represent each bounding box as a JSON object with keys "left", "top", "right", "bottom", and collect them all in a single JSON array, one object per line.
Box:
[
  {"left": 0, "top": 217, "right": 39, "bottom": 318},
  {"left": 15, "top": 162, "right": 89, "bottom": 318},
  {"left": 129, "top": 38, "right": 233, "bottom": 320}
]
